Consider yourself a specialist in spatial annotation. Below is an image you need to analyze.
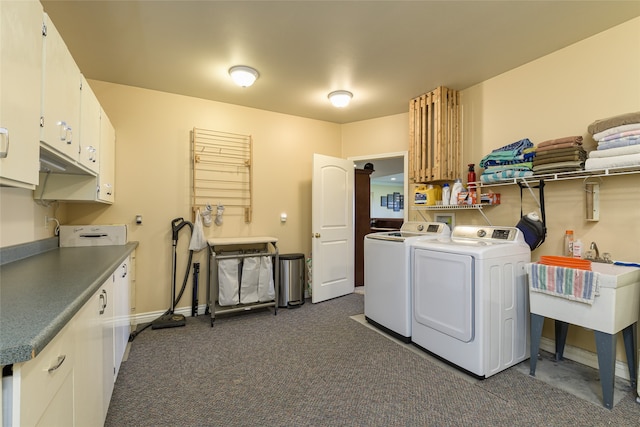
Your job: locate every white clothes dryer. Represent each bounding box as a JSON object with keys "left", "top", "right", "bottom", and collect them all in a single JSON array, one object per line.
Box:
[
  {"left": 364, "top": 222, "right": 450, "bottom": 342},
  {"left": 411, "top": 225, "right": 531, "bottom": 378}
]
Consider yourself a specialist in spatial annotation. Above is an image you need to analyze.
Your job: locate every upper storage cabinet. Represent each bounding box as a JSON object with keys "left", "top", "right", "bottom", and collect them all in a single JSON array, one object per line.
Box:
[
  {"left": 79, "top": 75, "right": 100, "bottom": 174},
  {"left": 41, "top": 12, "right": 82, "bottom": 162},
  {"left": 409, "top": 87, "right": 461, "bottom": 183},
  {"left": 0, "top": 0, "right": 43, "bottom": 189},
  {"left": 98, "top": 108, "right": 115, "bottom": 203},
  {"left": 34, "top": 106, "right": 115, "bottom": 203}
]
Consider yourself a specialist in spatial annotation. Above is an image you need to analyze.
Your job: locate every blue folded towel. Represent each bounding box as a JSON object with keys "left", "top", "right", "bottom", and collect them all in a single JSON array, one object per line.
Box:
[
  {"left": 491, "top": 138, "right": 534, "bottom": 153},
  {"left": 613, "top": 261, "right": 640, "bottom": 268}
]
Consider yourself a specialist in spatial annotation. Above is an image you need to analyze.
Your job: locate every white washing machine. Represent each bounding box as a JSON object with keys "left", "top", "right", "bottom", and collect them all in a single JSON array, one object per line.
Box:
[
  {"left": 411, "top": 225, "right": 531, "bottom": 378},
  {"left": 364, "top": 221, "right": 450, "bottom": 342}
]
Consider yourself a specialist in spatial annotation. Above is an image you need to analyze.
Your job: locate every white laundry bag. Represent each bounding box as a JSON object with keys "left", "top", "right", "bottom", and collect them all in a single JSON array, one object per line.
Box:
[
  {"left": 218, "top": 258, "right": 240, "bottom": 306},
  {"left": 240, "top": 257, "right": 260, "bottom": 304},
  {"left": 258, "top": 256, "right": 275, "bottom": 302}
]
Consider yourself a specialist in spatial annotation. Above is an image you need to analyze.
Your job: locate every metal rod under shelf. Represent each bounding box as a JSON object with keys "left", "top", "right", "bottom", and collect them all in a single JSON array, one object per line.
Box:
[{"left": 477, "top": 165, "right": 640, "bottom": 188}]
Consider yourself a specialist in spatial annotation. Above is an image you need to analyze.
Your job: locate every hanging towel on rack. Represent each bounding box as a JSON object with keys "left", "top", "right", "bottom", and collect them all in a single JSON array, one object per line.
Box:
[
  {"left": 240, "top": 257, "right": 260, "bottom": 304},
  {"left": 526, "top": 263, "right": 599, "bottom": 305},
  {"left": 218, "top": 258, "right": 240, "bottom": 306},
  {"left": 258, "top": 256, "right": 276, "bottom": 302}
]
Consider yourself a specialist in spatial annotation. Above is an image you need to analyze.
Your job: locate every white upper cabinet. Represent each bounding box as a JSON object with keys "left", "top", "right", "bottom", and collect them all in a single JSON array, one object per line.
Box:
[
  {"left": 98, "top": 108, "right": 116, "bottom": 203},
  {"left": 0, "top": 0, "right": 43, "bottom": 189},
  {"left": 79, "top": 75, "right": 100, "bottom": 174},
  {"left": 41, "top": 13, "right": 81, "bottom": 162}
]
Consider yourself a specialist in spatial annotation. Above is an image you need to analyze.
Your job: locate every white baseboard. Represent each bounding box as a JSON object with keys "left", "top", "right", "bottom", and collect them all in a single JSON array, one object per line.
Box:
[
  {"left": 131, "top": 304, "right": 208, "bottom": 325},
  {"left": 538, "top": 336, "right": 633, "bottom": 381}
]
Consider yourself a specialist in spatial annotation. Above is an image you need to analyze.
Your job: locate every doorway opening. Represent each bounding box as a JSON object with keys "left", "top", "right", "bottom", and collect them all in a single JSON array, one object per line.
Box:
[
  {"left": 351, "top": 151, "right": 408, "bottom": 223},
  {"left": 350, "top": 151, "right": 407, "bottom": 287}
]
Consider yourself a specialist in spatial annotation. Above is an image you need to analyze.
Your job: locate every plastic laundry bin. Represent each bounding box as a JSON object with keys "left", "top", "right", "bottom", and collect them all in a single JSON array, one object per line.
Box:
[{"left": 278, "top": 253, "right": 305, "bottom": 308}]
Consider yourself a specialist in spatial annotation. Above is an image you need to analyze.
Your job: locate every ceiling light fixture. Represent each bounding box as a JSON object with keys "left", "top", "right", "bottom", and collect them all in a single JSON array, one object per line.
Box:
[
  {"left": 228, "top": 65, "right": 259, "bottom": 87},
  {"left": 328, "top": 90, "right": 353, "bottom": 108}
]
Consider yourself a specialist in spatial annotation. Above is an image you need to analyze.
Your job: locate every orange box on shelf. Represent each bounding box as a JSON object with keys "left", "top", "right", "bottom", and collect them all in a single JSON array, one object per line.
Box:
[
  {"left": 481, "top": 191, "right": 501, "bottom": 205},
  {"left": 457, "top": 191, "right": 478, "bottom": 205}
]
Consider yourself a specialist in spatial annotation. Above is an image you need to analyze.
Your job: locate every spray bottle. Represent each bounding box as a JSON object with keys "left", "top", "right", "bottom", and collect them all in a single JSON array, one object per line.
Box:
[{"left": 467, "top": 164, "right": 476, "bottom": 191}]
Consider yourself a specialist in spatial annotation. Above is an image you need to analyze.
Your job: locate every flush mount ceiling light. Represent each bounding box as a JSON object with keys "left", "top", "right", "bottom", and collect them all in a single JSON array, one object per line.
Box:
[
  {"left": 228, "top": 65, "right": 259, "bottom": 87},
  {"left": 328, "top": 90, "right": 353, "bottom": 108}
]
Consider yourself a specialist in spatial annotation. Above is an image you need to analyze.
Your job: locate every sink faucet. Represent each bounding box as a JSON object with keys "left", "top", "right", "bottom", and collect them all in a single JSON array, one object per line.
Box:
[
  {"left": 590, "top": 241, "right": 600, "bottom": 260},
  {"left": 588, "top": 242, "right": 612, "bottom": 263}
]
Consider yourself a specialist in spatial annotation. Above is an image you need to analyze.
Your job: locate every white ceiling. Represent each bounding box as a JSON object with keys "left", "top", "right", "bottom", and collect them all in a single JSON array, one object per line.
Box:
[{"left": 41, "top": 1, "right": 640, "bottom": 125}]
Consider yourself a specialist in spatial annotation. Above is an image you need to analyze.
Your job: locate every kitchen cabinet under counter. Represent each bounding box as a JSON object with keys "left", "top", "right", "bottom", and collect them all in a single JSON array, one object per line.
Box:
[{"left": 0, "top": 241, "right": 137, "bottom": 426}]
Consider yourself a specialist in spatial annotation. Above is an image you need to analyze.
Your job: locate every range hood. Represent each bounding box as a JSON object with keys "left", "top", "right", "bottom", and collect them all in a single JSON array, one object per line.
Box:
[{"left": 39, "top": 145, "right": 95, "bottom": 176}]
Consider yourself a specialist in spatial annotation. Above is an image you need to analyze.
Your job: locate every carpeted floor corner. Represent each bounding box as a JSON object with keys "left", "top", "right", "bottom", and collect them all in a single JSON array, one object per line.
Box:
[{"left": 106, "top": 293, "right": 640, "bottom": 426}]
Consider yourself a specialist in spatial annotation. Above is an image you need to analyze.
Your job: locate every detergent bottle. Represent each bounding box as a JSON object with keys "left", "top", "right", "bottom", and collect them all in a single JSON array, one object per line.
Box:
[
  {"left": 414, "top": 185, "right": 428, "bottom": 205},
  {"left": 442, "top": 183, "right": 451, "bottom": 205},
  {"left": 450, "top": 179, "right": 464, "bottom": 205},
  {"left": 425, "top": 184, "right": 437, "bottom": 206}
]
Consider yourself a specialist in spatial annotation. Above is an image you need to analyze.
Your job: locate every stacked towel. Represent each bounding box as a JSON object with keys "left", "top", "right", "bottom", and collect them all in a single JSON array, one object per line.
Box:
[
  {"left": 480, "top": 138, "right": 535, "bottom": 183},
  {"left": 526, "top": 263, "right": 599, "bottom": 305},
  {"left": 533, "top": 136, "right": 586, "bottom": 173},
  {"left": 585, "top": 111, "right": 640, "bottom": 171}
]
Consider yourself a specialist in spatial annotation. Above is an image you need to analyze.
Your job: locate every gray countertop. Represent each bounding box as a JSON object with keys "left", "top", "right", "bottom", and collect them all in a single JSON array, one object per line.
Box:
[{"left": 0, "top": 242, "right": 138, "bottom": 365}]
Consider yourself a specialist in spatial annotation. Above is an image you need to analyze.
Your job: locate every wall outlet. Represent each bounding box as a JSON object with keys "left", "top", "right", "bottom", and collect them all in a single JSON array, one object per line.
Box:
[{"left": 44, "top": 215, "right": 49, "bottom": 229}]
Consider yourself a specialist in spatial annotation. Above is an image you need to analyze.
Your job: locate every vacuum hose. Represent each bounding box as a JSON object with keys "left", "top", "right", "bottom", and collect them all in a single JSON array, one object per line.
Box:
[{"left": 129, "top": 217, "right": 194, "bottom": 341}]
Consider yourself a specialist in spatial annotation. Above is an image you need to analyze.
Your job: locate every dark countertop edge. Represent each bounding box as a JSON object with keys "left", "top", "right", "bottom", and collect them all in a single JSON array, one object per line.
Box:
[{"left": 0, "top": 242, "right": 138, "bottom": 366}]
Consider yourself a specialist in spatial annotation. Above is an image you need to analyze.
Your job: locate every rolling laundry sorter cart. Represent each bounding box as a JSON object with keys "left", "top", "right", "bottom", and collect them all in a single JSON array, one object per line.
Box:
[{"left": 206, "top": 236, "right": 279, "bottom": 327}]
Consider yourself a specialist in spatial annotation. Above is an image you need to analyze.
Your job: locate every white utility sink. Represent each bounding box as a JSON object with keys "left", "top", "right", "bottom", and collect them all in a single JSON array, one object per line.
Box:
[{"left": 529, "top": 263, "right": 640, "bottom": 334}]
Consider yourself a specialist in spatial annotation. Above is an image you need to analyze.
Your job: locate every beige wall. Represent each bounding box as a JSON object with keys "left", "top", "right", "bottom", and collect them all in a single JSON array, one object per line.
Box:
[
  {"left": 63, "top": 82, "right": 342, "bottom": 314},
  {"left": 2, "top": 16, "right": 638, "bottom": 363}
]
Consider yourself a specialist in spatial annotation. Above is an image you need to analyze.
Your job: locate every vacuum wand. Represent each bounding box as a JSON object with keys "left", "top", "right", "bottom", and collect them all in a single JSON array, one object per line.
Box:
[{"left": 169, "top": 217, "right": 193, "bottom": 313}]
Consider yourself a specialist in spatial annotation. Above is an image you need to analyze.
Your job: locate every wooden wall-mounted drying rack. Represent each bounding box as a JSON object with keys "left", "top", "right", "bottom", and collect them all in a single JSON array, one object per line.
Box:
[{"left": 192, "top": 127, "right": 253, "bottom": 223}]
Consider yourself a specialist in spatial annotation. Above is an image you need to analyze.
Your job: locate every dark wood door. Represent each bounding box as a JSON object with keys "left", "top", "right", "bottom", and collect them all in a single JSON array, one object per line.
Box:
[{"left": 354, "top": 168, "right": 373, "bottom": 287}]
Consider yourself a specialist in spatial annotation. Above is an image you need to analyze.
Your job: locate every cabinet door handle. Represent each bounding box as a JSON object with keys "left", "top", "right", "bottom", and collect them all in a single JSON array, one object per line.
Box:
[
  {"left": 99, "top": 289, "right": 108, "bottom": 314},
  {"left": 56, "top": 121, "right": 72, "bottom": 144},
  {"left": 47, "top": 355, "right": 66, "bottom": 373},
  {"left": 0, "top": 127, "right": 8, "bottom": 158},
  {"left": 121, "top": 263, "right": 128, "bottom": 278}
]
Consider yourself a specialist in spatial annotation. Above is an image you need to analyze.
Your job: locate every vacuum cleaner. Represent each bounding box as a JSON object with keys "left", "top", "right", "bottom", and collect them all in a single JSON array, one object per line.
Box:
[{"left": 151, "top": 217, "right": 194, "bottom": 329}]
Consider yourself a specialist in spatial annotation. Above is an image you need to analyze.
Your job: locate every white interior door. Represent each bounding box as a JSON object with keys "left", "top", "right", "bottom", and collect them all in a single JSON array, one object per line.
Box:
[{"left": 311, "top": 154, "right": 354, "bottom": 303}]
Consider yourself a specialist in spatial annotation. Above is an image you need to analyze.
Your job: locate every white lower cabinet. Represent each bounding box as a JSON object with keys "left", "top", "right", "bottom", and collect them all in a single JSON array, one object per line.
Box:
[
  {"left": 113, "top": 258, "right": 131, "bottom": 377},
  {"left": 12, "top": 319, "right": 75, "bottom": 427},
  {"left": 75, "top": 277, "right": 114, "bottom": 427},
  {"left": 7, "top": 256, "right": 131, "bottom": 427}
]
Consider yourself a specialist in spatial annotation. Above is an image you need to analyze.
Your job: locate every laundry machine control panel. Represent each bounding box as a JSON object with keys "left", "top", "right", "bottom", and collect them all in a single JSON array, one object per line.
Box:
[{"left": 452, "top": 225, "right": 522, "bottom": 242}]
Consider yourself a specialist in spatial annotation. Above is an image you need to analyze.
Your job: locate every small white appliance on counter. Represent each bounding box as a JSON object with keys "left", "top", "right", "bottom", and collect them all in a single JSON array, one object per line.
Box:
[
  {"left": 364, "top": 221, "right": 450, "bottom": 342},
  {"left": 411, "top": 225, "right": 531, "bottom": 378},
  {"left": 59, "top": 225, "right": 128, "bottom": 247}
]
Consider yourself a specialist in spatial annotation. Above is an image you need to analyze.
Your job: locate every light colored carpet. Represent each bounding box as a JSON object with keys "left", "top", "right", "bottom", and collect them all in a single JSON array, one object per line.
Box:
[{"left": 106, "top": 293, "right": 640, "bottom": 426}]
